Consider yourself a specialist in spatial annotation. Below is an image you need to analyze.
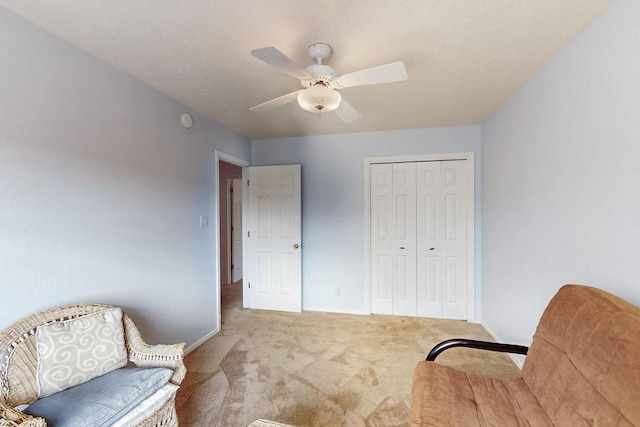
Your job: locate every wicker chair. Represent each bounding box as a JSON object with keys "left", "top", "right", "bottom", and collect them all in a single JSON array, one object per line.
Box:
[{"left": 0, "top": 304, "right": 186, "bottom": 427}]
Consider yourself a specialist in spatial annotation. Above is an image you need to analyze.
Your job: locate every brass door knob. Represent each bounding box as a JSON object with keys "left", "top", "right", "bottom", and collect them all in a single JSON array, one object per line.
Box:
[{"left": 293, "top": 243, "right": 300, "bottom": 249}]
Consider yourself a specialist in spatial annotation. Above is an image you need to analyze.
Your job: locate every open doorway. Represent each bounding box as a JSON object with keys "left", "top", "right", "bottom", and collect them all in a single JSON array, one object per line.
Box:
[
  {"left": 215, "top": 151, "right": 249, "bottom": 330},
  {"left": 219, "top": 160, "right": 243, "bottom": 304},
  {"left": 219, "top": 160, "right": 243, "bottom": 286}
]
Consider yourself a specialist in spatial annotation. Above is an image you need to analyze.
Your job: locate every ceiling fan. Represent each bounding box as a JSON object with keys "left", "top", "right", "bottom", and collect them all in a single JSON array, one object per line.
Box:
[{"left": 249, "top": 43, "right": 408, "bottom": 123}]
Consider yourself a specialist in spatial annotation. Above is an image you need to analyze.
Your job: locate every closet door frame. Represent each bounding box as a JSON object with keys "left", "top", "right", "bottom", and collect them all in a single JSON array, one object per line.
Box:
[{"left": 364, "top": 152, "right": 476, "bottom": 321}]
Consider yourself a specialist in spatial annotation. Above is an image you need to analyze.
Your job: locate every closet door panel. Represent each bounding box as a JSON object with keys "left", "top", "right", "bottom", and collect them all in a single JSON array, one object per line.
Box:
[
  {"left": 371, "top": 164, "right": 394, "bottom": 314},
  {"left": 441, "top": 160, "right": 468, "bottom": 319},
  {"left": 392, "top": 163, "right": 417, "bottom": 316},
  {"left": 416, "top": 161, "right": 442, "bottom": 317}
]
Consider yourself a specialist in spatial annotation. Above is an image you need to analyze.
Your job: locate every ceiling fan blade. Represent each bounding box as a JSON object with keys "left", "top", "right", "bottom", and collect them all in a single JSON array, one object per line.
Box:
[
  {"left": 335, "top": 99, "right": 362, "bottom": 124},
  {"left": 251, "top": 47, "right": 312, "bottom": 80},
  {"left": 250, "top": 90, "right": 303, "bottom": 113},
  {"left": 335, "top": 61, "right": 408, "bottom": 88}
]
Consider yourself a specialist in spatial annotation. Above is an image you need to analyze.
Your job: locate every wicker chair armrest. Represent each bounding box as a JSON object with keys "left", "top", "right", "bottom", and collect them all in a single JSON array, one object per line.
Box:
[
  {"left": 0, "top": 404, "right": 46, "bottom": 427},
  {"left": 426, "top": 338, "right": 529, "bottom": 361},
  {"left": 122, "top": 314, "right": 186, "bottom": 385}
]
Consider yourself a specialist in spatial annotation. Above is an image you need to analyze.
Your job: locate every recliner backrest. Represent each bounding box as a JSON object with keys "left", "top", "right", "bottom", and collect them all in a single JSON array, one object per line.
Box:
[{"left": 522, "top": 285, "right": 640, "bottom": 425}]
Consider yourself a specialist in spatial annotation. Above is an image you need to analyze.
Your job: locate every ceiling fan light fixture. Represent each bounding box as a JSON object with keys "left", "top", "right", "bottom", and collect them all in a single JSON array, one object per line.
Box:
[
  {"left": 250, "top": 43, "right": 407, "bottom": 123},
  {"left": 297, "top": 85, "right": 341, "bottom": 113}
]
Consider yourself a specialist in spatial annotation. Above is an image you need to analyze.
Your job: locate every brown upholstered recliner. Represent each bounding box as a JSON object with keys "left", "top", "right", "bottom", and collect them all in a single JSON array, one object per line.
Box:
[{"left": 410, "top": 284, "right": 640, "bottom": 426}]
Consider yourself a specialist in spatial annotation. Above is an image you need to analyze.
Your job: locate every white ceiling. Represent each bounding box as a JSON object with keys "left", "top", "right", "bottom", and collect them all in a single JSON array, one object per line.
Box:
[{"left": 1, "top": 0, "right": 614, "bottom": 140}]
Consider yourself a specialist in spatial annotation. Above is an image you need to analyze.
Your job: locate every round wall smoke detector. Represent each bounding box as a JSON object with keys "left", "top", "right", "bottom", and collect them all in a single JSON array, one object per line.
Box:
[{"left": 180, "top": 113, "right": 193, "bottom": 128}]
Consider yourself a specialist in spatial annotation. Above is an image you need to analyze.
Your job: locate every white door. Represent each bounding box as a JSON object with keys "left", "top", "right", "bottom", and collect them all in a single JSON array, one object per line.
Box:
[
  {"left": 231, "top": 178, "right": 243, "bottom": 283},
  {"left": 370, "top": 164, "right": 393, "bottom": 314},
  {"left": 416, "top": 160, "right": 467, "bottom": 319},
  {"left": 244, "top": 165, "right": 302, "bottom": 312},
  {"left": 370, "top": 160, "right": 469, "bottom": 319},
  {"left": 370, "top": 163, "right": 417, "bottom": 316}
]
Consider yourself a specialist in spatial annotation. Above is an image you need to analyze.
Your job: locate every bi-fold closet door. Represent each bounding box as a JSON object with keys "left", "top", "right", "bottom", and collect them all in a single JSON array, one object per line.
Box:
[{"left": 370, "top": 160, "right": 468, "bottom": 319}]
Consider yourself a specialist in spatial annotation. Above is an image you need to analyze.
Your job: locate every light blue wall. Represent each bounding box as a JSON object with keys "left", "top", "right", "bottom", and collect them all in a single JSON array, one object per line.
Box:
[
  {"left": 0, "top": 8, "right": 251, "bottom": 346},
  {"left": 482, "top": 0, "right": 640, "bottom": 346},
  {"left": 252, "top": 126, "right": 481, "bottom": 314}
]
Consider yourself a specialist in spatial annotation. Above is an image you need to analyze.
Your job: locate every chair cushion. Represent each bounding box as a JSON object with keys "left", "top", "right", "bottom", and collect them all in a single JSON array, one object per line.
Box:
[
  {"left": 24, "top": 367, "right": 172, "bottom": 427},
  {"left": 36, "top": 307, "right": 127, "bottom": 396},
  {"left": 410, "top": 361, "right": 553, "bottom": 426},
  {"left": 111, "top": 383, "right": 179, "bottom": 427}
]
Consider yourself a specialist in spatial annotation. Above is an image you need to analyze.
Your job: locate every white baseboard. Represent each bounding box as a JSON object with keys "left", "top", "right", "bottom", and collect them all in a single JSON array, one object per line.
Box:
[
  {"left": 302, "top": 307, "right": 368, "bottom": 315},
  {"left": 184, "top": 327, "right": 220, "bottom": 356},
  {"left": 480, "top": 321, "right": 526, "bottom": 369}
]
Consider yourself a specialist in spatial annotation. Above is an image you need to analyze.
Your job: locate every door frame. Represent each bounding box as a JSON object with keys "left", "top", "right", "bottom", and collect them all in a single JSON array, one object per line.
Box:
[
  {"left": 230, "top": 177, "right": 243, "bottom": 283},
  {"left": 215, "top": 150, "right": 249, "bottom": 331},
  {"left": 225, "top": 178, "right": 233, "bottom": 283},
  {"left": 364, "top": 152, "right": 476, "bottom": 320}
]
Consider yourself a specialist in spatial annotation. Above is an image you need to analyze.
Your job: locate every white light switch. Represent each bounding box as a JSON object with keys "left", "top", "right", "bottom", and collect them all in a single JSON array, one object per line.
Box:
[{"left": 200, "top": 215, "right": 208, "bottom": 226}]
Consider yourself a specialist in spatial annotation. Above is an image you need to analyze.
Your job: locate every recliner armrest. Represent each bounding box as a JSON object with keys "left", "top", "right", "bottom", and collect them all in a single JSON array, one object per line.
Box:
[
  {"left": 0, "top": 404, "right": 46, "bottom": 427},
  {"left": 426, "top": 338, "right": 529, "bottom": 361}
]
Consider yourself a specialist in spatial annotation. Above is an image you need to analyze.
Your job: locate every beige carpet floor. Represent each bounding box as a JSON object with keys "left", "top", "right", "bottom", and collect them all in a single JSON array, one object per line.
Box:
[{"left": 175, "top": 282, "right": 521, "bottom": 426}]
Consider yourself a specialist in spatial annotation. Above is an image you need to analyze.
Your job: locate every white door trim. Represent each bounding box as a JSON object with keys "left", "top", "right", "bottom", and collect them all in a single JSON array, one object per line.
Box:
[
  {"left": 215, "top": 150, "right": 249, "bottom": 332},
  {"left": 364, "top": 152, "right": 476, "bottom": 320},
  {"left": 225, "top": 178, "right": 233, "bottom": 283},
  {"left": 231, "top": 178, "right": 243, "bottom": 283}
]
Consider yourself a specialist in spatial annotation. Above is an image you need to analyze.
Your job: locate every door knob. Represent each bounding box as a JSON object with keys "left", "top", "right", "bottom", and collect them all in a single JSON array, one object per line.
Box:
[
  {"left": 429, "top": 247, "right": 435, "bottom": 251},
  {"left": 293, "top": 243, "right": 300, "bottom": 249}
]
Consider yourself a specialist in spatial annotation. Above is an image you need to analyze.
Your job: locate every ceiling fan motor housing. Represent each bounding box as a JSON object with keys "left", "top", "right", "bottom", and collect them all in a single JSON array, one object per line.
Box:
[{"left": 301, "top": 64, "right": 338, "bottom": 88}]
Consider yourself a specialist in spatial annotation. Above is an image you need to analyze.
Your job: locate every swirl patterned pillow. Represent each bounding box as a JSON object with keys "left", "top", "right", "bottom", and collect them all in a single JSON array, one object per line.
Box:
[{"left": 36, "top": 307, "right": 128, "bottom": 397}]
